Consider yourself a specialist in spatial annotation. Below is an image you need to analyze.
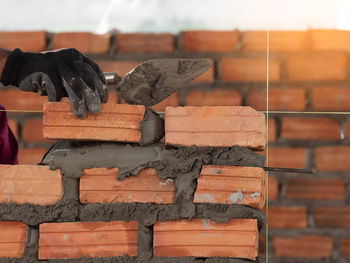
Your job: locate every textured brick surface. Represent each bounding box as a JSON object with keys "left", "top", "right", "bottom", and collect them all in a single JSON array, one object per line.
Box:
[
  {"left": 311, "top": 87, "right": 350, "bottom": 111},
  {"left": 267, "top": 147, "right": 307, "bottom": 169},
  {"left": 281, "top": 117, "right": 341, "bottom": 140},
  {"left": 52, "top": 32, "right": 110, "bottom": 53},
  {"left": 186, "top": 90, "right": 242, "bottom": 107},
  {"left": 247, "top": 88, "right": 306, "bottom": 111},
  {"left": 273, "top": 235, "right": 333, "bottom": 259},
  {"left": 314, "top": 207, "right": 350, "bottom": 228},
  {"left": 0, "top": 89, "right": 47, "bottom": 111},
  {"left": 194, "top": 165, "right": 266, "bottom": 209},
  {"left": 18, "top": 148, "right": 48, "bottom": 165},
  {"left": 287, "top": 55, "right": 347, "bottom": 81},
  {"left": 165, "top": 106, "right": 266, "bottom": 149},
  {"left": 80, "top": 167, "right": 175, "bottom": 204},
  {"left": 221, "top": 58, "right": 280, "bottom": 82},
  {"left": 181, "top": 31, "right": 239, "bottom": 52},
  {"left": 0, "top": 31, "right": 46, "bottom": 52},
  {"left": 0, "top": 221, "right": 27, "bottom": 258},
  {"left": 243, "top": 31, "right": 306, "bottom": 51},
  {"left": 117, "top": 33, "right": 174, "bottom": 53},
  {"left": 39, "top": 221, "right": 138, "bottom": 259},
  {"left": 285, "top": 178, "right": 345, "bottom": 200},
  {"left": 311, "top": 30, "right": 350, "bottom": 51},
  {"left": 340, "top": 239, "right": 350, "bottom": 259},
  {"left": 22, "top": 119, "right": 51, "bottom": 143},
  {"left": 0, "top": 165, "right": 62, "bottom": 205},
  {"left": 43, "top": 102, "right": 146, "bottom": 142},
  {"left": 269, "top": 206, "right": 307, "bottom": 229},
  {"left": 154, "top": 219, "right": 258, "bottom": 259},
  {"left": 268, "top": 118, "right": 277, "bottom": 142},
  {"left": 315, "top": 146, "right": 350, "bottom": 171},
  {"left": 268, "top": 176, "right": 279, "bottom": 201}
]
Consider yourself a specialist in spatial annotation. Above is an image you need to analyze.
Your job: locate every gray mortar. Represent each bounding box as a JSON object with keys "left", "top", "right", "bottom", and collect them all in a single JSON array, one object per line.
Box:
[{"left": 0, "top": 141, "right": 265, "bottom": 263}]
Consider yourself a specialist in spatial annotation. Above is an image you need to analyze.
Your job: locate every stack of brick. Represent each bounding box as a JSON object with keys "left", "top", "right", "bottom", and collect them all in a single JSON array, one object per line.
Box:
[
  {"left": 1, "top": 90, "right": 267, "bottom": 261},
  {"left": 1, "top": 29, "right": 350, "bottom": 262}
]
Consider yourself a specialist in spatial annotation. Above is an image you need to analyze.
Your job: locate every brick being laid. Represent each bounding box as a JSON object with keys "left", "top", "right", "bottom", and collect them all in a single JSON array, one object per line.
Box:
[
  {"left": 0, "top": 221, "right": 27, "bottom": 258},
  {"left": 43, "top": 102, "right": 146, "bottom": 142},
  {"left": 0, "top": 165, "right": 62, "bottom": 205},
  {"left": 165, "top": 106, "right": 266, "bottom": 149},
  {"left": 193, "top": 165, "right": 266, "bottom": 209},
  {"left": 153, "top": 218, "right": 258, "bottom": 260},
  {"left": 38, "top": 221, "right": 138, "bottom": 259},
  {"left": 80, "top": 167, "right": 175, "bottom": 204}
]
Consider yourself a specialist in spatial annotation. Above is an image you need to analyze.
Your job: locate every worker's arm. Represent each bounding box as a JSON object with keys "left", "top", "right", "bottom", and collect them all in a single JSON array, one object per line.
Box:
[{"left": 0, "top": 47, "right": 107, "bottom": 118}]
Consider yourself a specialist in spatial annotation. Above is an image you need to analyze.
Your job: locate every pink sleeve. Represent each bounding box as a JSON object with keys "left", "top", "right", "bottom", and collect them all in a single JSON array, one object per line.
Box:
[{"left": 0, "top": 105, "right": 18, "bottom": 164}]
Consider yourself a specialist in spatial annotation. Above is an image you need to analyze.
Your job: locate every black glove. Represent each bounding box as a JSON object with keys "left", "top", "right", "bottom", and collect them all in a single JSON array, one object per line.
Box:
[{"left": 1, "top": 48, "right": 107, "bottom": 118}]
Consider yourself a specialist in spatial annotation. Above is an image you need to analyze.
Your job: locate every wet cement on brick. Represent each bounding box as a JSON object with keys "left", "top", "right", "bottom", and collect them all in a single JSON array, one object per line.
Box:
[{"left": 0, "top": 141, "right": 265, "bottom": 263}]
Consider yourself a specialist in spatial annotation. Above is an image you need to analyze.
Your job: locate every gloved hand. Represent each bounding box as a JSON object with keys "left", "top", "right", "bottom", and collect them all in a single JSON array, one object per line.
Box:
[{"left": 1, "top": 48, "right": 107, "bottom": 118}]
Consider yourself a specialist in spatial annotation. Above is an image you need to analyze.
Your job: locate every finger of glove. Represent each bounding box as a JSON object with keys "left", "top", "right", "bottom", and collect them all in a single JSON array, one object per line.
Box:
[
  {"left": 81, "top": 54, "right": 106, "bottom": 85},
  {"left": 80, "top": 76, "right": 102, "bottom": 114},
  {"left": 60, "top": 70, "right": 87, "bottom": 119},
  {"left": 73, "top": 61, "right": 108, "bottom": 104},
  {"left": 18, "top": 72, "right": 58, "bottom": 101}
]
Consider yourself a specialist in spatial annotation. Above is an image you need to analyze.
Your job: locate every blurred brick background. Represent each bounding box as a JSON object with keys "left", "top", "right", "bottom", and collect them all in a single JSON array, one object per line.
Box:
[{"left": 1, "top": 30, "right": 350, "bottom": 262}]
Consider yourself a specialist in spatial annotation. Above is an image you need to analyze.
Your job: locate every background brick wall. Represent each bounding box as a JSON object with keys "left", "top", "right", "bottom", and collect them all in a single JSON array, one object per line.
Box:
[{"left": 1, "top": 30, "right": 350, "bottom": 262}]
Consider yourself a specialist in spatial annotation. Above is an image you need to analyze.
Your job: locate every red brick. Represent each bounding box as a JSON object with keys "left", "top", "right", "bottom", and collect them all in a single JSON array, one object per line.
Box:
[
  {"left": 287, "top": 55, "right": 347, "bottom": 81},
  {"left": 0, "top": 89, "right": 47, "bottom": 111},
  {"left": 52, "top": 32, "right": 110, "bottom": 54},
  {"left": 107, "top": 90, "right": 118, "bottom": 103},
  {"left": 314, "top": 207, "right": 350, "bottom": 228},
  {"left": 154, "top": 219, "right": 258, "bottom": 259},
  {"left": 221, "top": 58, "right": 280, "bottom": 82},
  {"left": 194, "top": 165, "right": 266, "bottom": 209},
  {"left": 268, "top": 118, "right": 277, "bottom": 142},
  {"left": 269, "top": 206, "right": 307, "bottom": 229},
  {"left": 186, "top": 90, "right": 242, "bottom": 107},
  {"left": 18, "top": 148, "right": 47, "bottom": 165},
  {"left": 43, "top": 102, "right": 146, "bottom": 142},
  {"left": 97, "top": 60, "right": 139, "bottom": 78},
  {"left": 311, "top": 30, "right": 350, "bottom": 51},
  {"left": 273, "top": 235, "right": 333, "bottom": 259},
  {"left": 315, "top": 146, "right": 350, "bottom": 171},
  {"left": 181, "top": 31, "right": 239, "bottom": 52},
  {"left": 345, "top": 120, "right": 350, "bottom": 138},
  {"left": 117, "top": 33, "right": 174, "bottom": 53},
  {"left": 0, "top": 165, "right": 62, "bottom": 205},
  {"left": 340, "top": 239, "right": 350, "bottom": 259},
  {"left": 285, "top": 178, "right": 345, "bottom": 200},
  {"left": 311, "top": 87, "right": 350, "bottom": 111},
  {"left": 268, "top": 176, "right": 279, "bottom": 201},
  {"left": 247, "top": 88, "right": 306, "bottom": 111},
  {"left": 0, "top": 221, "right": 27, "bottom": 258},
  {"left": 80, "top": 167, "right": 175, "bottom": 204},
  {"left": 267, "top": 147, "right": 307, "bottom": 169},
  {"left": 281, "top": 117, "right": 341, "bottom": 140},
  {"left": 165, "top": 106, "right": 266, "bottom": 149},
  {"left": 192, "top": 64, "right": 215, "bottom": 83},
  {"left": 151, "top": 93, "right": 179, "bottom": 112},
  {"left": 39, "top": 221, "right": 138, "bottom": 259},
  {"left": 0, "top": 31, "right": 46, "bottom": 52},
  {"left": 243, "top": 31, "right": 306, "bottom": 51},
  {"left": 22, "top": 119, "right": 51, "bottom": 143},
  {"left": 7, "top": 119, "right": 18, "bottom": 139}
]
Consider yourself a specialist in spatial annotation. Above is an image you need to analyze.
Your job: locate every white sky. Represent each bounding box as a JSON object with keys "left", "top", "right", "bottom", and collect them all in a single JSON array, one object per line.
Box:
[{"left": 0, "top": 0, "right": 349, "bottom": 33}]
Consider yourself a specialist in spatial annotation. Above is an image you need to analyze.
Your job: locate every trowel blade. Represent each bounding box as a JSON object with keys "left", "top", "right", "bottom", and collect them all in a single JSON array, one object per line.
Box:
[{"left": 117, "top": 59, "right": 213, "bottom": 106}]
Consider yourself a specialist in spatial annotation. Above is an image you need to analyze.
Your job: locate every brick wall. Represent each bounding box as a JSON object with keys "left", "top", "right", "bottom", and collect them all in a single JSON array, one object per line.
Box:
[{"left": 1, "top": 30, "right": 350, "bottom": 262}]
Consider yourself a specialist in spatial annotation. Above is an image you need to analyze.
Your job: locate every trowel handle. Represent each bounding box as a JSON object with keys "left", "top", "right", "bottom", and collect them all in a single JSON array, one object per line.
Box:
[{"left": 38, "top": 72, "right": 122, "bottom": 96}]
